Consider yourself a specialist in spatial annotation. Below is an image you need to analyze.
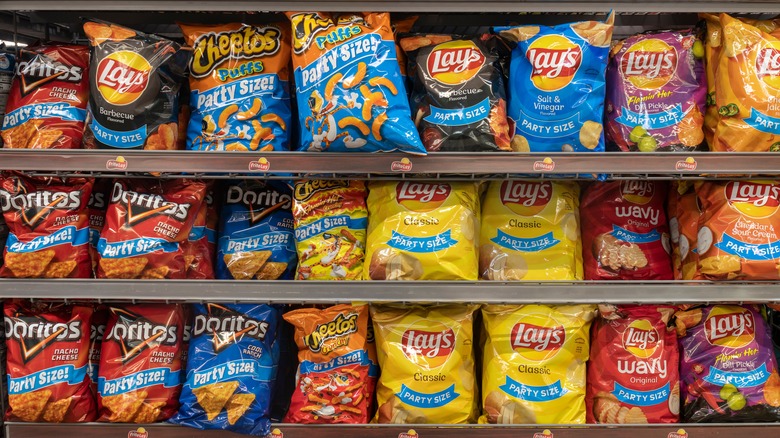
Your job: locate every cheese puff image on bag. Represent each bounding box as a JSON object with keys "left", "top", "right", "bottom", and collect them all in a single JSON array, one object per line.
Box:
[
  {"left": 371, "top": 304, "right": 479, "bottom": 424},
  {"left": 480, "top": 304, "right": 596, "bottom": 424},
  {"left": 287, "top": 12, "right": 425, "bottom": 153}
]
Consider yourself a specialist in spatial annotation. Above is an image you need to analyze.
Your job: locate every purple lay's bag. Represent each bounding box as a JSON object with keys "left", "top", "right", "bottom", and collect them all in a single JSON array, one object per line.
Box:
[
  {"left": 677, "top": 305, "right": 780, "bottom": 422},
  {"left": 605, "top": 30, "right": 706, "bottom": 152}
]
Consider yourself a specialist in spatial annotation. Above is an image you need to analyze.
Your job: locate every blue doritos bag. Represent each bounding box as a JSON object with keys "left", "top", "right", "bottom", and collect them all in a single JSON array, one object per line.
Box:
[
  {"left": 217, "top": 180, "right": 296, "bottom": 280},
  {"left": 286, "top": 12, "right": 425, "bottom": 154},
  {"left": 497, "top": 13, "right": 614, "bottom": 152},
  {"left": 170, "top": 303, "right": 281, "bottom": 435}
]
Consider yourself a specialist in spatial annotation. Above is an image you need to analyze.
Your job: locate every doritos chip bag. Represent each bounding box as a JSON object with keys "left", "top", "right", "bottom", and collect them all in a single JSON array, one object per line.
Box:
[
  {"left": 605, "top": 29, "right": 706, "bottom": 152},
  {"left": 365, "top": 181, "right": 479, "bottom": 280},
  {"left": 677, "top": 305, "right": 780, "bottom": 422},
  {"left": 497, "top": 13, "right": 614, "bottom": 152},
  {"left": 284, "top": 304, "right": 372, "bottom": 424},
  {"left": 97, "top": 179, "right": 206, "bottom": 279},
  {"left": 480, "top": 304, "right": 595, "bottom": 424},
  {"left": 88, "top": 304, "right": 108, "bottom": 396},
  {"left": 88, "top": 179, "right": 111, "bottom": 276},
  {"left": 400, "top": 34, "right": 512, "bottom": 152},
  {"left": 287, "top": 12, "right": 425, "bottom": 153},
  {"left": 171, "top": 303, "right": 281, "bottom": 435},
  {"left": 1, "top": 44, "right": 89, "bottom": 149},
  {"left": 180, "top": 23, "right": 292, "bottom": 151},
  {"left": 183, "top": 188, "right": 217, "bottom": 279},
  {"left": 371, "top": 304, "right": 479, "bottom": 424},
  {"left": 98, "top": 304, "right": 184, "bottom": 423},
  {"left": 218, "top": 181, "right": 295, "bottom": 280},
  {"left": 586, "top": 305, "right": 680, "bottom": 424},
  {"left": 480, "top": 180, "right": 582, "bottom": 281},
  {"left": 293, "top": 180, "right": 367, "bottom": 280},
  {"left": 0, "top": 173, "right": 93, "bottom": 278},
  {"left": 5, "top": 300, "right": 96, "bottom": 422},
  {"left": 82, "top": 19, "right": 188, "bottom": 150},
  {"left": 581, "top": 181, "right": 673, "bottom": 280}
]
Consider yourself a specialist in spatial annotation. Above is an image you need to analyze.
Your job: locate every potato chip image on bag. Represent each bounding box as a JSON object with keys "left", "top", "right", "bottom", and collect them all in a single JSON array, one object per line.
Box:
[
  {"left": 365, "top": 181, "right": 480, "bottom": 281},
  {"left": 480, "top": 304, "right": 596, "bottom": 425},
  {"left": 480, "top": 180, "right": 582, "bottom": 281},
  {"left": 371, "top": 304, "right": 479, "bottom": 424}
]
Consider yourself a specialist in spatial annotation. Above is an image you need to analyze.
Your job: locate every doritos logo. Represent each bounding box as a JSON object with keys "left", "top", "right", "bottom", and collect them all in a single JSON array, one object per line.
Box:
[
  {"left": 293, "top": 180, "right": 349, "bottom": 202},
  {"left": 511, "top": 314, "right": 565, "bottom": 362},
  {"left": 500, "top": 181, "right": 552, "bottom": 216},
  {"left": 111, "top": 182, "right": 191, "bottom": 224},
  {"left": 96, "top": 51, "right": 151, "bottom": 106},
  {"left": 16, "top": 54, "right": 84, "bottom": 96},
  {"left": 402, "top": 326, "right": 455, "bottom": 367},
  {"left": 190, "top": 25, "right": 281, "bottom": 78},
  {"left": 192, "top": 303, "right": 269, "bottom": 353},
  {"left": 622, "top": 319, "right": 659, "bottom": 359},
  {"left": 290, "top": 13, "right": 334, "bottom": 54},
  {"left": 620, "top": 180, "right": 654, "bottom": 205},
  {"left": 5, "top": 316, "right": 82, "bottom": 363},
  {"left": 757, "top": 42, "right": 780, "bottom": 89},
  {"left": 0, "top": 189, "right": 82, "bottom": 228},
  {"left": 705, "top": 307, "right": 755, "bottom": 349},
  {"left": 725, "top": 181, "right": 780, "bottom": 218},
  {"left": 526, "top": 35, "right": 582, "bottom": 91},
  {"left": 620, "top": 39, "right": 678, "bottom": 89},
  {"left": 90, "top": 320, "right": 106, "bottom": 342},
  {"left": 303, "top": 312, "right": 359, "bottom": 353},
  {"left": 104, "top": 307, "right": 179, "bottom": 363},
  {"left": 426, "top": 41, "right": 485, "bottom": 85},
  {"left": 226, "top": 184, "right": 291, "bottom": 224},
  {"left": 396, "top": 182, "right": 451, "bottom": 212}
]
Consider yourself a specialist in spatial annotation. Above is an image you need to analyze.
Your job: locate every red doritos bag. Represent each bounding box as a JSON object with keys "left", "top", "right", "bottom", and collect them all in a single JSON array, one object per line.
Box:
[
  {"left": 183, "top": 188, "right": 217, "bottom": 279},
  {"left": 87, "top": 179, "right": 111, "bottom": 276},
  {"left": 97, "top": 179, "right": 206, "bottom": 279},
  {"left": 5, "top": 300, "right": 96, "bottom": 422},
  {"left": 97, "top": 304, "right": 184, "bottom": 423},
  {"left": 0, "top": 173, "right": 93, "bottom": 278},
  {"left": 88, "top": 304, "right": 108, "bottom": 397}
]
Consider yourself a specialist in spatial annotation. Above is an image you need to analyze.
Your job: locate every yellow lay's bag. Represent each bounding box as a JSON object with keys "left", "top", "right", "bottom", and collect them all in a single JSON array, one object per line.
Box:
[
  {"left": 364, "top": 181, "right": 480, "bottom": 280},
  {"left": 480, "top": 181, "right": 582, "bottom": 281},
  {"left": 371, "top": 304, "right": 479, "bottom": 424},
  {"left": 480, "top": 304, "right": 596, "bottom": 424}
]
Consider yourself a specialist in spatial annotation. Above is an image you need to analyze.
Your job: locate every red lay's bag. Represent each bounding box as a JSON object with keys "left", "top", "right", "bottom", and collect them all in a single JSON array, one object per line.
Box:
[
  {"left": 5, "top": 300, "right": 96, "bottom": 422},
  {"left": 183, "top": 187, "right": 217, "bottom": 279},
  {"left": 587, "top": 305, "right": 680, "bottom": 424},
  {"left": 581, "top": 181, "right": 673, "bottom": 280},
  {"left": 98, "top": 304, "right": 184, "bottom": 423}
]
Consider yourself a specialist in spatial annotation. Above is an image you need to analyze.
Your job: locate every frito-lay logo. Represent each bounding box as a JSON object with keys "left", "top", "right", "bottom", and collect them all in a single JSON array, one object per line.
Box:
[
  {"left": 396, "top": 182, "right": 451, "bottom": 212},
  {"left": 0, "top": 188, "right": 82, "bottom": 228},
  {"left": 107, "top": 156, "right": 128, "bottom": 171},
  {"left": 190, "top": 25, "right": 280, "bottom": 78},
  {"left": 622, "top": 319, "right": 659, "bottom": 359},
  {"left": 726, "top": 181, "right": 780, "bottom": 218},
  {"left": 96, "top": 51, "right": 151, "bottom": 106},
  {"left": 303, "top": 312, "right": 359, "bottom": 353},
  {"left": 402, "top": 324, "right": 455, "bottom": 368},
  {"left": 226, "top": 184, "right": 291, "bottom": 224},
  {"left": 294, "top": 180, "right": 349, "bottom": 202},
  {"left": 249, "top": 157, "right": 270, "bottom": 172},
  {"left": 500, "top": 181, "right": 552, "bottom": 216},
  {"left": 756, "top": 42, "right": 780, "bottom": 89},
  {"left": 511, "top": 315, "right": 565, "bottom": 362},
  {"left": 705, "top": 306, "right": 755, "bottom": 349},
  {"left": 290, "top": 13, "right": 334, "bottom": 54},
  {"left": 5, "top": 316, "right": 83, "bottom": 363},
  {"left": 398, "top": 430, "right": 418, "bottom": 438},
  {"left": 533, "top": 157, "right": 556, "bottom": 172},
  {"left": 675, "top": 157, "right": 697, "bottom": 171},
  {"left": 668, "top": 429, "right": 688, "bottom": 438},
  {"left": 620, "top": 39, "right": 678, "bottom": 89},
  {"left": 17, "top": 54, "right": 84, "bottom": 96},
  {"left": 391, "top": 157, "right": 413, "bottom": 172},
  {"left": 271, "top": 428, "right": 284, "bottom": 438},
  {"left": 128, "top": 427, "right": 148, "bottom": 438},
  {"left": 426, "top": 40, "right": 486, "bottom": 85},
  {"left": 526, "top": 35, "right": 582, "bottom": 92},
  {"left": 620, "top": 180, "right": 655, "bottom": 205},
  {"left": 104, "top": 308, "right": 178, "bottom": 363},
  {"left": 111, "top": 182, "right": 191, "bottom": 225},
  {"left": 193, "top": 304, "right": 269, "bottom": 353},
  {"left": 533, "top": 430, "right": 554, "bottom": 438}
]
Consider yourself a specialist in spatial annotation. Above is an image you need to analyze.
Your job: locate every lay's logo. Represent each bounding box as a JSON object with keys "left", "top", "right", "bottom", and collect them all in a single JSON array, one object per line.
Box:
[
  {"left": 500, "top": 181, "right": 552, "bottom": 216},
  {"left": 620, "top": 180, "right": 654, "bottom": 205},
  {"left": 526, "top": 35, "right": 582, "bottom": 92},
  {"left": 620, "top": 39, "right": 678, "bottom": 89},
  {"left": 756, "top": 42, "right": 780, "bottom": 89},
  {"left": 622, "top": 319, "right": 659, "bottom": 359},
  {"left": 705, "top": 306, "right": 755, "bottom": 349},
  {"left": 402, "top": 326, "right": 455, "bottom": 368},
  {"left": 96, "top": 51, "right": 151, "bottom": 106},
  {"left": 725, "top": 181, "right": 780, "bottom": 218},
  {"left": 426, "top": 41, "right": 485, "bottom": 85},
  {"left": 396, "top": 182, "right": 451, "bottom": 212},
  {"left": 511, "top": 315, "right": 565, "bottom": 362}
]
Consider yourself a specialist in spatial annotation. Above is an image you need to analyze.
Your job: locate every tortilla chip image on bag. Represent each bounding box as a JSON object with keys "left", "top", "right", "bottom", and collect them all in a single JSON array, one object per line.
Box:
[
  {"left": 365, "top": 181, "right": 480, "bottom": 281},
  {"left": 587, "top": 305, "right": 680, "bottom": 424},
  {"left": 371, "top": 304, "right": 479, "bottom": 424},
  {"left": 480, "top": 180, "right": 582, "bottom": 281},
  {"left": 287, "top": 12, "right": 425, "bottom": 153},
  {"left": 480, "top": 304, "right": 595, "bottom": 425}
]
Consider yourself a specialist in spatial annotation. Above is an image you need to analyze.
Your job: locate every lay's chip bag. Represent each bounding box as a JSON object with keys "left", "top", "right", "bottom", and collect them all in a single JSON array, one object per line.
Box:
[
  {"left": 365, "top": 181, "right": 480, "bottom": 281},
  {"left": 480, "top": 180, "right": 582, "bottom": 281},
  {"left": 180, "top": 23, "right": 291, "bottom": 151},
  {"left": 497, "top": 13, "right": 614, "bottom": 152},
  {"left": 171, "top": 303, "right": 281, "bottom": 435},
  {"left": 371, "top": 304, "right": 479, "bottom": 424},
  {"left": 286, "top": 12, "right": 425, "bottom": 153},
  {"left": 480, "top": 304, "right": 596, "bottom": 424}
]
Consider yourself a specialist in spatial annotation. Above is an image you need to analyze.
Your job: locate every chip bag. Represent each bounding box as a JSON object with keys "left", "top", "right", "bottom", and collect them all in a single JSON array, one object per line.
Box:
[
  {"left": 605, "top": 30, "right": 706, "bottom": 152},
  {"left": 82, "top": 19, "right": 188, "bottom": 150},
  {"left": 183, "top": 187, "right": 217, "bottom": 279},
  {"left": 97, "top": 179, "right": 206, "bottom": 279},
  {"left": 480, "top": 180, "right": 582, "bottom": 281},
  {"left": 293, "top": 180, "right": 367, "bottom": 280},
  {"left": 581, "top": 181, "right": 673, "bottom": 280},
  {"left": 286, "top": 12, "right": 425, "bottom": 153},
  {"left": 180, "top": 23, "right": 292, "bottom": 151},
  {"left": 365, "top": 181, "right": 479, "bottom": 281},
  {"left": 400, "top": 34, "right": 511, "bottom": 152},
  {"left": 218, "top": 181, "right": 295, "bottom": 280},
  {"left": 668, "top": 181, "right": 702, "bottom": 280},
  {"left": 88, "top": 179, "right": 111, "bottom": 276},
  {"left": 677, "top": 305, "right": 780, "bottom": 422},
  {"left": 98, "top": 304, "right": 184, "bottom": 423},
  {"left": 0, "top": 173, "right": 93, "bottom": 278},
  {"left": 1, "top": 44, "right": 89, "bottom": 149},
  {"left": 88, "top": 304, "right": 108, "bottom": 396},
  {"left": 284, "top": 304, "right": 372, "bottom": 424},
  {"left": 480, "top": 304, "right": 595, "bottom": 424},
  {"left": 371, "top": 304, "right": 479, "bottom": 424},
  {"left": 5, "top": 300, "right": 96, "bottom": 422},
  {"left": 586, "top": 305, "right": 679, "bottom": 424},
  {"left": 497, "top": 13, "right": 614, "bottom": 152},
  {"left": 171, "top": 303, "right": 281, "bottom": 435}
]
